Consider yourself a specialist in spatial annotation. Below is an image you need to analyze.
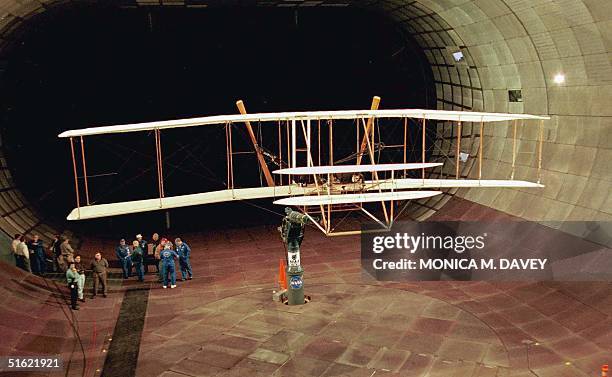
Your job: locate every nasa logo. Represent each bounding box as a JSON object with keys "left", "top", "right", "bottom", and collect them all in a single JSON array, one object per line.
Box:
[{"left": 289, "top": 276, "right": 303, "bottom": 289}]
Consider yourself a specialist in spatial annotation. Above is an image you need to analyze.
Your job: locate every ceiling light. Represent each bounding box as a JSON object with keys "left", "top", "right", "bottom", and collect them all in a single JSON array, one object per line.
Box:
[
  {"left": 452, "top": 51, "right": 464, "bottom": 62},
  {"left": 553, "top": 73, "right": 565, "bottom": 84}
]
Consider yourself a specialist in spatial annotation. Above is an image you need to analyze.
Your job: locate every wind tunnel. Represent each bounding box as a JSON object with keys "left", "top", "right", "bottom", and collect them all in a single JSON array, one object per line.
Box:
[{"left": 0, "top": 0, "right": 608, "bottom": 240}]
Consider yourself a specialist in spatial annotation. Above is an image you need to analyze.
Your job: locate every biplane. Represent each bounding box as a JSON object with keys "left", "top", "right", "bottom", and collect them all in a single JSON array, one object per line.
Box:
[{"left": 58, "top": 98, "right": 549, "bottom": 236}]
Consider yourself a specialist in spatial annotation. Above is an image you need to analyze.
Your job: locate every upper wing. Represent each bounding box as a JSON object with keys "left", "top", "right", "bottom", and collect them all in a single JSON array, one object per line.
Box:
[{"left": 58, "top": 109, "right": 550, "bottom": 138}]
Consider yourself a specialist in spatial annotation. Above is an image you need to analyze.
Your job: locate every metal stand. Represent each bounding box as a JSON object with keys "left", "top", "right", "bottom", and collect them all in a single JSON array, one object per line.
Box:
[{"left": 279, "top": 207, "right": 312, "bottom": 305}]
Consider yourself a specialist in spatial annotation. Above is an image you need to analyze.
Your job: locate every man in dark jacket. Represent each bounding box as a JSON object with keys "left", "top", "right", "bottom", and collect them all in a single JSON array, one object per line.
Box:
[
  {"left": 50, "top": 235, "right": 62, "bottom": 272},
  {"left": 115, "top": 239, "right": 132, "bottom": 279},
  {"left": 90, "top": 252, "right": 108, "bottom": 298},
  {"left": 175, "top": 238, "right": 193, "bottom": 281},
  {"left": 28, "top": 235, "right": 46, "bottom": 275},
  {"left": 74, "top": 255, "right": 86, "bottom": 302},
  {"left": 131, "top": 240, "right": 145, "bottom": 282},
  {"left": 137, "top": 234, "right": 152, "bottom": 273}
]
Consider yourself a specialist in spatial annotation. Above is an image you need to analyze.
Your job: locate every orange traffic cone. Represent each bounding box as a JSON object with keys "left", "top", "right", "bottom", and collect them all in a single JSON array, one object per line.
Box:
[
  {"left": 278, "top": 259, "right": 287, "bottom": 290},
  {"left": 602, "top": 365, "right": 608, "bottom": 377}
]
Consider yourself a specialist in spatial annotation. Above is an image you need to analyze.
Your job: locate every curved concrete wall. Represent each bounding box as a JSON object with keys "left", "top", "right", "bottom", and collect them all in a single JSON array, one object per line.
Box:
[
  {"left": 0, "top": 0, "right": 608, "bottom": 239},
  {"left": 369, "top": 0, "right": 612, "bottom": 222}
]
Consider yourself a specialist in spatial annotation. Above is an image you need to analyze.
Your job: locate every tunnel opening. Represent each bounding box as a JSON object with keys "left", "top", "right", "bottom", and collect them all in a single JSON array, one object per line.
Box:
[{"left": 0, "top": 4, "right": 437, "bottom": 236}]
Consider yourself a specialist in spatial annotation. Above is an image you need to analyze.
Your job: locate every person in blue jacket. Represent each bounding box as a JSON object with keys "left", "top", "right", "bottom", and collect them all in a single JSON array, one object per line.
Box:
[
  {"left": 115, "top": 239, "right": 132, "bottom": 279},
  {"left": 175, "top": 238, "right": 193, "bottom": 281},
  {"left": 160, "top": 242, "right": 178, "bottom": 289}
]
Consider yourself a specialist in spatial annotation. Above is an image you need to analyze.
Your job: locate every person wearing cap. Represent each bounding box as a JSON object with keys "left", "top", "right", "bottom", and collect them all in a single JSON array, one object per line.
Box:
[
  {"left": 160, "top": 242, "right": 178, "bottom": 288},
  {"left": 131, "top": 240, "right": 145, "bottom": 282},
  {"left": 175, "top": 238, "right": 193, "bottom": 281},
  {"left": 136, "top": 234, "right": 147, "bottom": 251},
  {"left": 66, "top": 263, "right": 79, "bottom": 310},
  {"left": 115, "top": 238, "right": 132, "bottom": 279}
]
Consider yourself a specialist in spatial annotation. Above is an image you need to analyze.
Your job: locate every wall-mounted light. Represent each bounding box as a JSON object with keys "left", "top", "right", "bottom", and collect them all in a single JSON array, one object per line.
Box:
[{"left": 553, "top": 73, "right": 565, "bottom": 84}]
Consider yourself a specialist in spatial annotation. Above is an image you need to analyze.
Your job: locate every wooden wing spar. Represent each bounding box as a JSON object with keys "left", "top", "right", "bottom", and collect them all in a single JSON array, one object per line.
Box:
[{"left": 60, "top": 102, "right": 549, "bottom": 236}]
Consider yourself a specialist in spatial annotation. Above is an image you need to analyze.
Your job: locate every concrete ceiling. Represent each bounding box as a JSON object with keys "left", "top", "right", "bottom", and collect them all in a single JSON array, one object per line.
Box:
[{"left": 0, "top": 0, "right": 609, "bottom": 239}]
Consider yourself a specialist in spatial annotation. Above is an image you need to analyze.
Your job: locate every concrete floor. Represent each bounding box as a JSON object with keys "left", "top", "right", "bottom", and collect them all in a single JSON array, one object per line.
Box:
[
  {"left": 128, "top": 202, "right": 610, "bottom": 377},
  {"left": 0, "top": 198, "right": 609, "bottom": 377},
  {"left": 0, "top": 266, "right": 123, "bottom": 377}
]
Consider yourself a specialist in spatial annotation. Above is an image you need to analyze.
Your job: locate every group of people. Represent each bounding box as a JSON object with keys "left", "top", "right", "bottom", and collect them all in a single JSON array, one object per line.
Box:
[
  {"left": 115, "top": 233, "right": 193, "bottom": 289},
  {"left": 66, "top": 252, "right": 110, "bottom": 310},
  {"left": 9, "top": 231, "right": 193, "bottom": 310},
  {"left": 11, "top": 233, "right": 78, "bottom": 275},
  {"left": 11, "top": 232, "right": 108, "bottom": 311}
]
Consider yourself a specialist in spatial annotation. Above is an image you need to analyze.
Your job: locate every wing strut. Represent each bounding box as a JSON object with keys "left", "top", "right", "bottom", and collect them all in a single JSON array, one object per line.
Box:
[
  {"left": 79, "top": 136, "right": 91, "bottom": 205},
  {"left": 154, "top": 128, "right": 165, "bottom": 205},
  {"left": 69, "top": 137, "right": 81, "bottom": 218},
  {"left": 235, "top": 100, "right": 275, "bottom": 187},
  {"left": 356, "top": 96, "right": 380, "bottom": 165},
  {"left": 360, "top": 117, "right": 390, "bottom": 225}
]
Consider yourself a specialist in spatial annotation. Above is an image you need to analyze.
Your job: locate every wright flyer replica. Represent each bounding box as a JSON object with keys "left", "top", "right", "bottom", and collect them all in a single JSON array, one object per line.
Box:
[{"left": 59, "top": 99, "right": 549, "bottom": 236}]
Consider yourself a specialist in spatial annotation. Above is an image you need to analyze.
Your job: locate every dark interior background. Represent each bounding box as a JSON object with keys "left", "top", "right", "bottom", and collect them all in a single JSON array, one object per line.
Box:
[{"left": 0, "top": 4, "right": 435, "bottom": 236}]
